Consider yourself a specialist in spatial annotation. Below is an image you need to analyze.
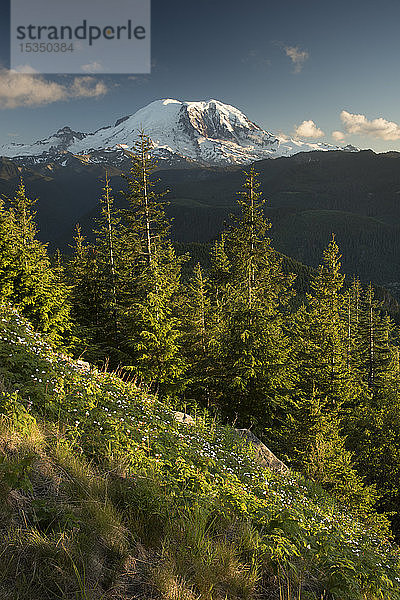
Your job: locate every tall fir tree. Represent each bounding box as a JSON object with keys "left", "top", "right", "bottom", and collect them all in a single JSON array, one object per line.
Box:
[
  {"left": 276, "top": 237, "right": 378, "bottom": 519},
  {"left": 357, "top": 284, "right": 394, "bottom": 388},
  {"left": 118, "top": 133, "right": 186, "bottom": 394},
  {"left": 0, "top": 180, "right": 71, "bottom": 345},
  {"left": 91, "top": 173, "right": 125, "bottom": 362},
  {"left": 342, "top": 284, "right": 400, "bottom": 533},
  {"left": 180, "top": 262, "right": 215, "bottom": 406},
  {"left": 342, "top": 277, "right": 363, "bottom": 375},
  {"left": 67, "top": 224, "right": 104, "bottom": 359},
  {"left": 207, "top": 168, "right": 296, "bottom": 428},
  {"left": 288, "top": 236, "right": 365, "bottom": 410}
]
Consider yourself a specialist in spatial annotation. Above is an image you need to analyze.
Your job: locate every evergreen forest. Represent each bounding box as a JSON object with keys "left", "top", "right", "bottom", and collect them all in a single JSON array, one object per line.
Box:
[{"left": 2, "top": 134, "right": 400, "bottom": 599}]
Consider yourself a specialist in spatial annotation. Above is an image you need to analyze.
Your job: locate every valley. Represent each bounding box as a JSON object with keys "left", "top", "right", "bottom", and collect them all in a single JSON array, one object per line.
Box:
[{"left": 1, "top": 146, "right": 400, "bottom": 290}]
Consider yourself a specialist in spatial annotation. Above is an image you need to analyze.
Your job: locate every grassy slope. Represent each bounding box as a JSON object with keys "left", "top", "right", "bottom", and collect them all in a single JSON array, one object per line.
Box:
[{"left": 0, "top": 304, "right": 400, "bottom": 599}]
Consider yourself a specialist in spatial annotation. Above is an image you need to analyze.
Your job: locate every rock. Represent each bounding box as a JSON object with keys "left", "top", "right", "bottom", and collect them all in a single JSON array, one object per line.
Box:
[
  {"left": 172, "top": 410, "right": 288, "bottom": 474},
  {"left": 76, "top": 359, "right": 90, "bottom": 370},
  {"left": 236, "top": 429, "right": 288, "bottom": 474},
  {"left": 173, "top": 411, "right": 196, "bottom": 425}
]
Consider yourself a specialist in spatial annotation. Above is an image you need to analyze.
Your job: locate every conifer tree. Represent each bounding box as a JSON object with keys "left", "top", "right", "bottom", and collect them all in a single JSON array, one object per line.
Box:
[
  {"left": 0, "top": 196, "right": 17, "bottom": 300},
  {"left": 184, "top": 263, "right": 210, "bottom": 355},
  {"left": 118, "top": 133, "right": 186, "bottom": 394},
  {"left": 300, "top": 403, "right": 383, "bottom": 525},
  {"left": 208, "top": 168, "right": 295, "bottom": 427},
  {"left": 342, "top": 277, "right": 362, "bottom": 375},
  {"left": 0, "top": 180, "right": 70, "bottom": 345},
  {"left": 98, "top": 173, "right": 119, "bottom": 332},
  {"left": 346, "top": 339, "right": 400, "bottom": 533},
  {"left": 357, "top": 284, "right": 394, "bottom": 388},
  {"left": 277, "top": 237, "right": 377, "bottom": 517},
  {"left": 91, "top": 173, "right": 124, "bottom": 361},
  {"left": 209, "top": 234, "right": 231, "bottom": 308},
  {"left": 67, "top": 224, "right": 103, "bottom": 359},
  {"left": 342, "top": 286, "right": 400, "bottom": 531},
  {"left": 289, "top": 236, "right": 364, "bottom": 409},
  {"left": 181, "top": 262, "right": 215, "bottom": 405}
]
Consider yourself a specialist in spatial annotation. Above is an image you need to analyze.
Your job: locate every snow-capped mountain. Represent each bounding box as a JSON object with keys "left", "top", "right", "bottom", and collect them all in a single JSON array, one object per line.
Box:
[
  {"left": 3, "top": 126, "right": 87, "bottom": 159},
  {"left": 0, "top": 99, "right": 357, "bottom": 166}
]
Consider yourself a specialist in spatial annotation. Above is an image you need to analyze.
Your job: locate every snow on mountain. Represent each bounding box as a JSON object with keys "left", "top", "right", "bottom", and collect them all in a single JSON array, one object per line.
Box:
[
  {"left": 0, "top": 99, "right": 356, "bottom": 166},
  {"left": 1, "top": 126, "right": 87, "bottom": 158}
]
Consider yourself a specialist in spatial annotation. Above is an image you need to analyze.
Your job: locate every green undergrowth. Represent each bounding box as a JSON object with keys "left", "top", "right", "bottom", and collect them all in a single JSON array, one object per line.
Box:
[{"left": 0, "top": 303, "right": 400, "bottom": 600}]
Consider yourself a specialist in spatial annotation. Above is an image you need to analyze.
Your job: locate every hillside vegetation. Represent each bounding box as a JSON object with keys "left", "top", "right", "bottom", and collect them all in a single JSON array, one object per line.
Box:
[
  {"left": 4, "top": 137, "right": 400, "bottom": 598},
  {"left": 1, "top": 303, "right": 400, "bottom": 600}
]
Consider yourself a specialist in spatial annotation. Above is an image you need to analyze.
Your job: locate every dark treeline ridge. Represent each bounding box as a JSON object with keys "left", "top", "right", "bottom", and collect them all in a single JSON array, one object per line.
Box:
[
  {"left": 3, "top": 134, "right": 400, "bottom": 543},
  {"left": 4, "top": 149, "right": 400, "bottom": 288}
]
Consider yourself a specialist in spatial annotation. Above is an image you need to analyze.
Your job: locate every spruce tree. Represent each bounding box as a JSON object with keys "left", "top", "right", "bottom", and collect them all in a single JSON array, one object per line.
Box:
[
  {"left": 343, "top": 286, "right": 400, "bottom": 532},
  {"left": 288, "top": 236, "right": 365, "bottom": 410},
  {"left": 67, "top": 224, "right": 103, "bottom": 359},
  {"left": 277, "top": 237, "right": 378, "bottom": 519},
  {"left": 341, "top": 278, "right": 362, "bottom": 374},
  {"left": 357, "top": 284, "right": 394, "bottom": 388},
  {"left": 91, "top": 173, "right": 125, "bottom": 362},
  {"left": 0, "top": 180, "right": 71, "bottom": 345},
  {"left": 181, "top": 262, "right": 215, "bottom": 406},
  {"left": 118, "top": 133, "right": 186, "bottom": 395},
  {"left": 208, "top": 168, "right": 295, "bottom": 428},
  {"left": 0, "top": 196, "right": 17, "bottom": 300},
  {"left": 301, "top": 404, "right": 384, "bottom": 526},
  {"left": 346, "top": 339, "right": 400, "bottom": 533}
]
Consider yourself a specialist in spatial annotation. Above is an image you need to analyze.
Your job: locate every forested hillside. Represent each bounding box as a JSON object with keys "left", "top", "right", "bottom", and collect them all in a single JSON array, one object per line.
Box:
[
  {"left": 3, "top": 135, "right": 400, "bottom": 598},
  {"left": 2, "top": 304, "right": 400, "bottom": 599},
  {"left": 3, "top": 149, "right": 400, "bottom": 286}
]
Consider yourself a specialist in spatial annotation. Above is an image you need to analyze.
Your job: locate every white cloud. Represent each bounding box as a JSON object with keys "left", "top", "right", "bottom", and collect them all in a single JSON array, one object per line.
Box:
[
  {"left": 340, "top": 110, "right": 400, "bottom": 141},
  {"left": 277, "top": 131, "right": 289, "bottom": 142},
  {"left": 332, "top": 130, "right": 346, "bottom": 142},
  {"left": 81, "top": 61, "right": 104, "bottom": 73},
  {"left": 294, "top": 119, "right": 324, "bottom": 139},
  {"left": 69, "top": 76, "right": 108, "bottom": 98},
  {"left": 12, "top": 64, "right": 39, "bottom": 74},
  {"left": 284, "top": 45, "right": 309, "bottom": 73},
  {"left": 0, "top": 70, "right": 108, "bottom": 109}
]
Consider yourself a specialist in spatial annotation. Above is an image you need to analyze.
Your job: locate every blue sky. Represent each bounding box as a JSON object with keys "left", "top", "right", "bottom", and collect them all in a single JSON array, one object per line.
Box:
[{"left": 1, "top": 0, "right": 400, "bottom": 152}]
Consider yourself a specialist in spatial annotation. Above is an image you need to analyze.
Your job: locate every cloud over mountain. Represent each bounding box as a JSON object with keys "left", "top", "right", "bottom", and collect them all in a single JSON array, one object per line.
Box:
[
  {"left": 341, "top": 110, "right": 400, "bottom": 141},
  {"left": 294, "top": 119, "right": 324, "bottom": 139},
  {"left": 332, "top": 130, "right": 346, "bottom": 142},
  {"left": 0, "top": 70, "right": 108, "bottom": 109}
]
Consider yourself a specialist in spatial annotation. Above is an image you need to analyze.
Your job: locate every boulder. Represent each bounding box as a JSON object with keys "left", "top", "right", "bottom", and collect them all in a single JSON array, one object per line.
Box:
[
  {"left": 173, "top": 411, "right": 196, "bottom": 425},
  {"left": 236, "top": 429, "right": 288, "bottom": 473},
  {"left": 172, "top": 411, "right": 288, "bottom": 473}
]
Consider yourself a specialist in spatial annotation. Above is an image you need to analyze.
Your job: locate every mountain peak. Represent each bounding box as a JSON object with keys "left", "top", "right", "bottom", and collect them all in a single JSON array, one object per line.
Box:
[
  {"left": 55, "top": 126, "right": 86, "bottom": 139},
  {"left": 0, "top": 98, "right": 356, "bottom": 165},
  {"left": 56, "top": 126, "right": 75, "bottom": 134}
]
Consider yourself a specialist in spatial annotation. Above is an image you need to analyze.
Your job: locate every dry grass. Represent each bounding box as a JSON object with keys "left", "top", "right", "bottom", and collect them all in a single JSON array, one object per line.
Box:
[
  {"left": 0, "top": 419, "right": 265, "bottom": 600},
  {"left": 0, "top": 419, "right": 132, "bottom": 600},
  {"left": 0, "top": 419, "right": 330, "bottom": 600}
]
